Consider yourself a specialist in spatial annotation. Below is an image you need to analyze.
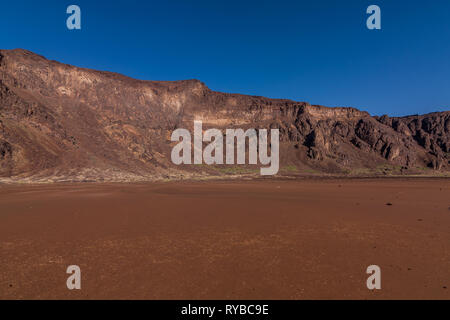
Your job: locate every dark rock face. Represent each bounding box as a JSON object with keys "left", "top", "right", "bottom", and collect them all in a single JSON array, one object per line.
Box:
[
  {"left": 0, "top": 49, "right": 448, "bottom": 182},
  {"left": 376, "top": 113, "right": 450, "bottom": 169}
]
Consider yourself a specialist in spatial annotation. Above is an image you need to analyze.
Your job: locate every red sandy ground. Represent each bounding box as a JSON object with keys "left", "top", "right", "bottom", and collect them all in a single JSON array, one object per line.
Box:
[{"left": 0, "top": 178, "right": 449, "bottom": 299}]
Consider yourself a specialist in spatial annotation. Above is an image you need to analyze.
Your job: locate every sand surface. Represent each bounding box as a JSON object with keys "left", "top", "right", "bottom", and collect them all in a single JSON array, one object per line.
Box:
[{"left": 0, "top": 178, "right": 449, "bottom": 299}]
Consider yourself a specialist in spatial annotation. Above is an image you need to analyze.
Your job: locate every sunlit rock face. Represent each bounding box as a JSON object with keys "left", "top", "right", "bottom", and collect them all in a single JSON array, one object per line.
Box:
[{"left": 0, "top": 49, "right": 448, "bottom": 182}]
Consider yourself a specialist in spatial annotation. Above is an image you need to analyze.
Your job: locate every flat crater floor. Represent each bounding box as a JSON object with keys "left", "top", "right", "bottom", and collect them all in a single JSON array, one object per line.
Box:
[{"left": 0, "top": 178, "right": 449, "bottom": 299}]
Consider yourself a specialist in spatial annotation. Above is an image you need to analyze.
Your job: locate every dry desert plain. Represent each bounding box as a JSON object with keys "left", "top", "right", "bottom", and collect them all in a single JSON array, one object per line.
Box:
[{"left": 0, "top": 178, "right": 449, "bottom": 299}]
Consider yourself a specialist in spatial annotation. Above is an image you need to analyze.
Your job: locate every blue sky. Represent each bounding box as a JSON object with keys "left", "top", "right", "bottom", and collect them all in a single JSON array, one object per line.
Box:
[{"left": 1, "top": 0, "right": 449, "bottom": 116}]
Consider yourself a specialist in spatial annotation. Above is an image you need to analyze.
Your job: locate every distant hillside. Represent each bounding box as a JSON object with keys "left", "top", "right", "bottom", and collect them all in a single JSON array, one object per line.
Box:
[{"left": 0, "top": 49, "right": 448, "bottom": 182}]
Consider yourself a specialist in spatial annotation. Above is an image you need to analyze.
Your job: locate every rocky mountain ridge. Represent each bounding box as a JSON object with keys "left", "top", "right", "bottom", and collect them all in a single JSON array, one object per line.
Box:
[{"left": 0, "top": 49, "right": 448, "bottom": 182}]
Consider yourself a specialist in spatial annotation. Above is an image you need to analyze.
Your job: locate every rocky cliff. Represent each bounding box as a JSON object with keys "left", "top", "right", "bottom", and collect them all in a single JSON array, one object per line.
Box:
[{"left": 0, "top": 49, "right": 448, "bottom": 182}]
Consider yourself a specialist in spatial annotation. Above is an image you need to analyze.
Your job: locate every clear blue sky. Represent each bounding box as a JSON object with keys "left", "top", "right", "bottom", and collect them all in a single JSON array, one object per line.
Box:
[{"left": 1, "top": 0, "right": 449, "bottom": 116}]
